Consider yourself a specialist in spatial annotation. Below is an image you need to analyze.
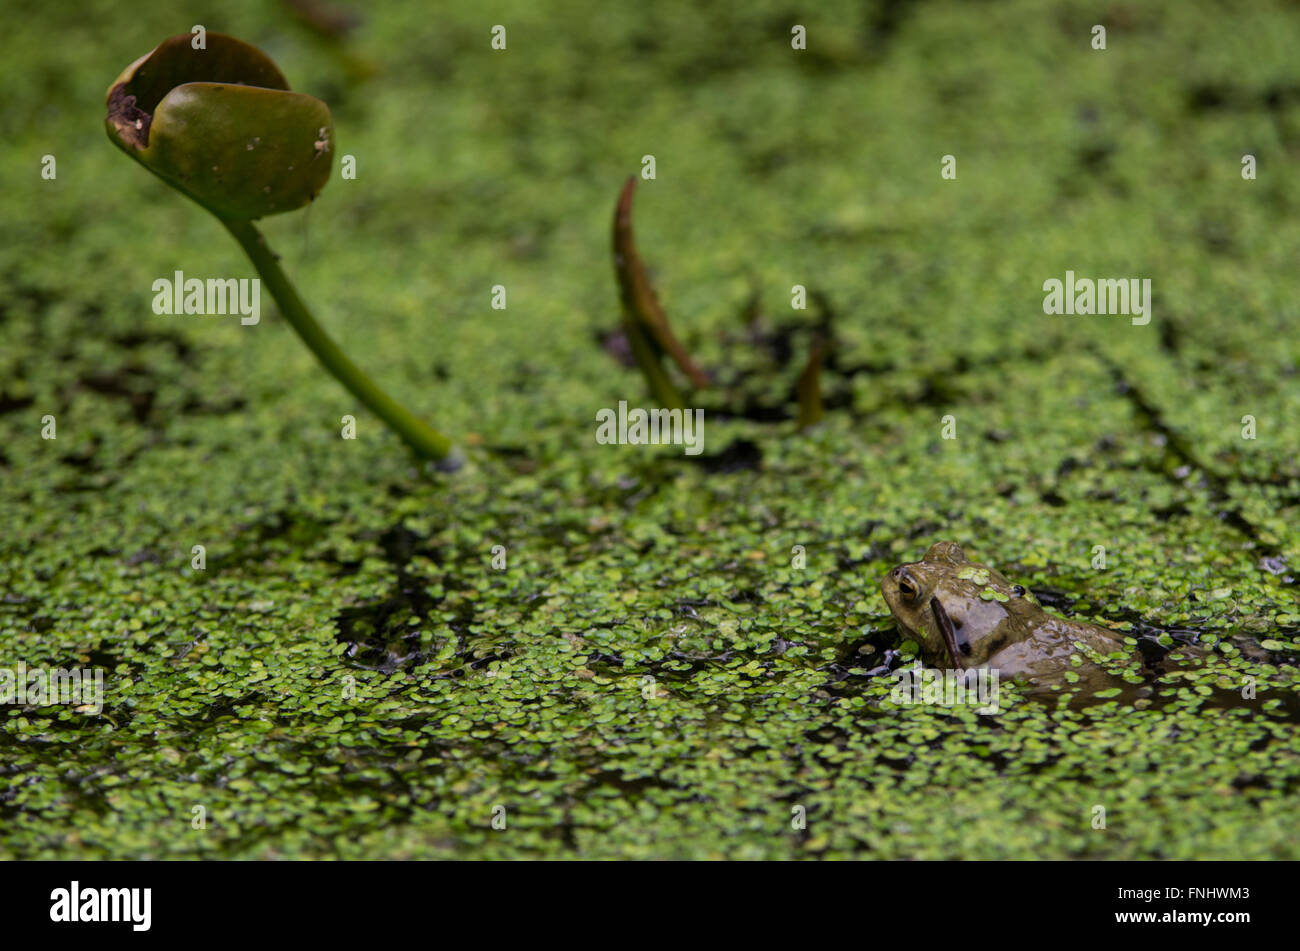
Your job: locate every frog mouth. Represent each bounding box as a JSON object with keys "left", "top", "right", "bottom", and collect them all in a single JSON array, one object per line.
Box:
[{"left": 930, "top": 597, "right": 970, "bottom": 669}]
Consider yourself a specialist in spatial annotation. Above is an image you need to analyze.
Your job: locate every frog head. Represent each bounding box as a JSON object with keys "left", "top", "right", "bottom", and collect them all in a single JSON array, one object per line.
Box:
[{"left": 880, "top": 542, "right": 1037, "bottom": 668}]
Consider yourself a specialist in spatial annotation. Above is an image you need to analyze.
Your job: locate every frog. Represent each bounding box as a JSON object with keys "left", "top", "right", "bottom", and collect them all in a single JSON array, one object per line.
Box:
[{"left": 879, "top": 541, "right": 1141, "bottom": 688}]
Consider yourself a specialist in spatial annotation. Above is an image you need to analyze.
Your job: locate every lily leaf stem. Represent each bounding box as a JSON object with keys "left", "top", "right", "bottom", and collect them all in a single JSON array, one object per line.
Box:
[{"left": 221, "top": 216, "right": 453, "bottom": 461}]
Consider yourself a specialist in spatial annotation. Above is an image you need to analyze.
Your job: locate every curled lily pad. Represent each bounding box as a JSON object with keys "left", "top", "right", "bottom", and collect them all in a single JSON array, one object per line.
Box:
[
  {"left": 104, "top": 32, "right": 452, "bottom": 460},
  {"left": 105, "top": 33, "right": 332, "bottom": 220}
]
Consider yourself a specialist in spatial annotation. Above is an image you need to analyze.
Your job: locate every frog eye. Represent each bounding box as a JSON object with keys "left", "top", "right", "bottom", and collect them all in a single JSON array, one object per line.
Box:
[
  {"left": 1010, "top": 585, "right": 1027, "bottom": 598},
  {"left": 892, "top": 568, "right": 920, "bottom": 603}
]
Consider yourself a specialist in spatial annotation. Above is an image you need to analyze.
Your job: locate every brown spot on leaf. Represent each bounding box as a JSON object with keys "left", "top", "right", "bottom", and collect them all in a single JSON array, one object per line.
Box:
[{"left": 107, "top": 84, "right": 152, "bottom": 149}]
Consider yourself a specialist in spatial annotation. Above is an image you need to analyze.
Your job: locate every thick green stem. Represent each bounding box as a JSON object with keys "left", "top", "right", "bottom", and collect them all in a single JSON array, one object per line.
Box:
[{"left": 221, "top": 217, "right": 452, "bottom": 460}]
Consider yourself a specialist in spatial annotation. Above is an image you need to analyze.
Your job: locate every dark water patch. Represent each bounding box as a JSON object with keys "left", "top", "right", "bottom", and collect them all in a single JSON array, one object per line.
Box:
[
  {"left": 181, "top": 394, "right": 247, "bottom": 416},
  {"left": 656, "top": 648, "right": 738, "bottom": 675},
  {"left": 578, "top": 648, "right": 629, "bottom": 674},
  {"left": 210, "top": 511, "right": 337, "bottom": 572},
  {"left": 334, "top": 590, "right": 466, "bottom": 676},
  {"left": 690, "top": 438, "right": 762, "bottom": 473},
  {"left": 585, "top": 768, "right": 679, "bottom": 796},
  {"left": 670, "top": 597, "right": 713, "bottom": 620},
  {"left": 712, "top": 401, "right": 792, "bottom": 424},
  {"left": 333, "top": 521, "right": 494, "bottom": 676},
  {"left": 821, "top": 643, "right": 903, "bottom": 689},
  {"left": 0, "top": 392, "right": 35, "bottom": 415},
  {"left": 76, "top": 366, "right": 157, "bottom": 424},
  {"left": 110, "top": 327, "right": 195, "bottom": 363},
  {"left": 1077, "top": 141, "right": 1116, "bottom": 175},
  {"left": 1187, "top": 81, "right": 1300, "bottom": 114},
  {"left": 866, "top": 0, "right": 921, "bottom": 50},
  {"left": 22, "top": 613, "right": 56, "bottom": 634},
  {"left": 1187, "top": 82, "right": 1233, "bottom": 112},
  {"left": 58, "top": 441, "right": 103, "bottom": 472}
]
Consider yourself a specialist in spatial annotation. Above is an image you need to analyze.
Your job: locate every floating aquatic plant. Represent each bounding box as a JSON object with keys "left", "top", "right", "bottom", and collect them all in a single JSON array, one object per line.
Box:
[{"left": 106, "top": 32, "right": 454, "bottom": 462}]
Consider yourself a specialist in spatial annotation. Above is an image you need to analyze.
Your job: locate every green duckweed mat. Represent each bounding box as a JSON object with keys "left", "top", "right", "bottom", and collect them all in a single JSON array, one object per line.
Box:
[{"left": 2, "top": 0, "right": 1298, "bottom": 858}]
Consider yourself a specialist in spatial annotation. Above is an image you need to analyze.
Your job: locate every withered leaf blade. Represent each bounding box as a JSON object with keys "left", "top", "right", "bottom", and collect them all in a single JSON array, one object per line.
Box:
[{"left": 611, "top": 176, "right": 711, "bottom": 389}]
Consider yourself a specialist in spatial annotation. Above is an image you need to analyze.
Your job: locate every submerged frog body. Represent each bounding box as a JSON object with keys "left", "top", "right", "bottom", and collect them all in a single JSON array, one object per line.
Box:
[{"left": 880, "top": 541, "right": 1134, "bottom": 688}]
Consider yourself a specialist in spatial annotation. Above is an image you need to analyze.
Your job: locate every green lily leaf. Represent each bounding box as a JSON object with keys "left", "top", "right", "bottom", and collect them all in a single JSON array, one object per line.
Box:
[{"left": 105, "top": 33, "right": 333, "bottom": 220}]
